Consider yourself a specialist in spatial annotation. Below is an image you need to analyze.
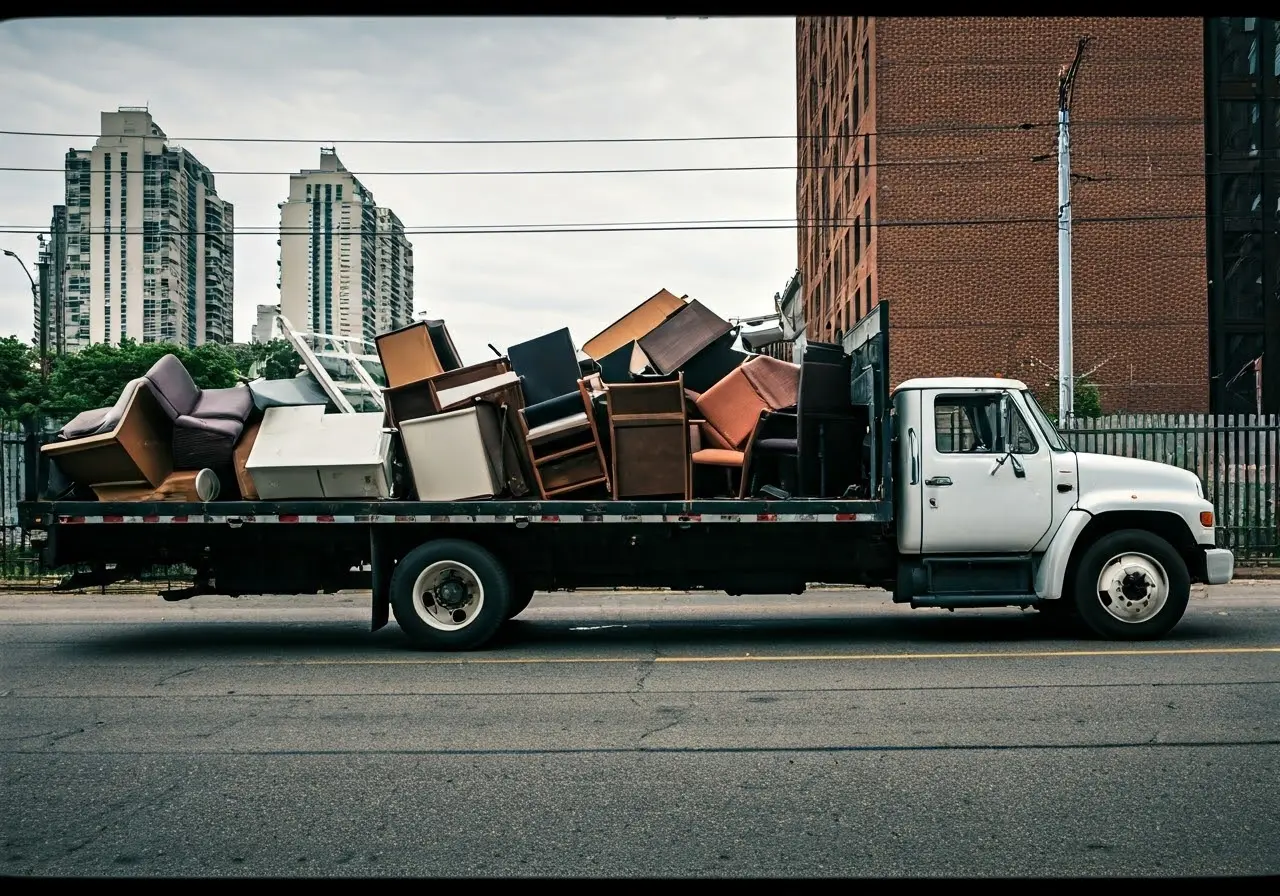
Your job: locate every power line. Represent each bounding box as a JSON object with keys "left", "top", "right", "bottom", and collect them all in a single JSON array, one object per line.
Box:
[
  {"left": 0, "top": 211, "right": 1216, "bottom": 238},
  {"left": 0, "top": 122, "right": 1046, "bottom": 144},
  {"left": 0, "top": 117, "right": 1206, "bottom": 144},
  {"left": 1, "top": 150, "right": 1238, "bottom": 177},
  {"left": 0, "top": 215, "right": 802, "bottom": 233}
]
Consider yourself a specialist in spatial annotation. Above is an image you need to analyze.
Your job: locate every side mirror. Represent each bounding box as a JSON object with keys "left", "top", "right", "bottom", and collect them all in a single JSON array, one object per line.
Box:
[{"left": 992, "top": 392, "right": 1027, "bottom": 479}]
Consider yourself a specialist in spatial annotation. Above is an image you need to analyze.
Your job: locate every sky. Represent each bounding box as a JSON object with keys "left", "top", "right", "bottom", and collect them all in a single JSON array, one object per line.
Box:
[{"left": 0, "top": 16, "right": 798, "bottom": 365}]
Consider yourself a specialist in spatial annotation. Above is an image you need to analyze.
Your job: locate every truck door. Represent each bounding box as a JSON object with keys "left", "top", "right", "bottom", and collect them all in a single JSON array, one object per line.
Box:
[{"left": 919, "top": 388, "right": 1053, "bottom": 553}]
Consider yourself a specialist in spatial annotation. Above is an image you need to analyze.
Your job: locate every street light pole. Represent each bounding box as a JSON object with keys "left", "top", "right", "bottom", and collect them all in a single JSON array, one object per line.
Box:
[{"left": 3, "top": 248, "right": 48, "bottom": 383}]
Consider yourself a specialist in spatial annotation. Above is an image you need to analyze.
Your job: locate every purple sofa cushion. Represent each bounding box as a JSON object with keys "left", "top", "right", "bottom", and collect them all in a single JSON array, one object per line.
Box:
[
  {"left": 143, "top": 354, "right": 201, "bottom": 420},
  {"left": 193, "top": 385, "right": 254, "bottom": 421}
]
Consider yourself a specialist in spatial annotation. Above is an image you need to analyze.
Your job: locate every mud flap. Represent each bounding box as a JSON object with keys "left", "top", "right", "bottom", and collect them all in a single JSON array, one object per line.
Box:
[{"left": 370, "top": 529, "right": 393, "bottom": 632}]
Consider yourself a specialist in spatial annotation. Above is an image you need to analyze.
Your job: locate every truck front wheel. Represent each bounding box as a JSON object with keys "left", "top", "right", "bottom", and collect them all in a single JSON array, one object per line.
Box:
[
  {"left": 1073, "top": 529, "right": 1190, "bottom": 641},
  {"left": 390, "top": 539, "right": 511, "bottom": 650}
]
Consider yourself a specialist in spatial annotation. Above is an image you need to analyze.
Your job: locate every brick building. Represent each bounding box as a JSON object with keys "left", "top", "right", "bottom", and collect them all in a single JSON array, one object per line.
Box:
[{"left": 796, "top": 16, "right": 1279, "bottom": 415}]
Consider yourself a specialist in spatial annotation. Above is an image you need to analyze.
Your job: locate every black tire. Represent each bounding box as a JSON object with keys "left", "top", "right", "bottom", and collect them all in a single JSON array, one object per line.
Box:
[
  {"left": 1072, "top": 528, "right": 1190, "bottom": 641},
  {"left": 506, "top": 583, "right": 535, "bottom": 620},
  {"left": 389, "top": 539, "right": 511, "bottom": 651},
  {"left": 1032, "top": 596, "right": 1084, "bottom": 633}
]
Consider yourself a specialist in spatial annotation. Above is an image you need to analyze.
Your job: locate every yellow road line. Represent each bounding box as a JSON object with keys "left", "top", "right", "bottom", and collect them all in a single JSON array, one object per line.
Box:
[{"left": 244, "top": 646, "right": 1280, "bottom": 666}]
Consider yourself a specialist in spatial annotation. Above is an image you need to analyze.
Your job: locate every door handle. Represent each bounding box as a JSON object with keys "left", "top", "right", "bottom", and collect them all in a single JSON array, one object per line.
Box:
[{"left": 925, "top": 476, "right": 953, "bottom": 487}]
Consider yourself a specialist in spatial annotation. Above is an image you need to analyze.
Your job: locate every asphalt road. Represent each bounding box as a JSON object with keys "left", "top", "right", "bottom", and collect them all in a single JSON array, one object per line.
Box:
[{"left": 2, "top": 582, "right": 1278, "bottom": 878}]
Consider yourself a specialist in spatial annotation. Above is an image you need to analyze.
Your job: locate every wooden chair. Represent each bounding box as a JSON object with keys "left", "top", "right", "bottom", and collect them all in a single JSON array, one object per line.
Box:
[
  {"left": 517, "top": 379, "right": 610, "bottom": 499},
  {"left": 605, "top": 374, "right": 690, "bottom": 500},
  {"left": 689, "top": 410, "right": 767, "bottom": 499}
]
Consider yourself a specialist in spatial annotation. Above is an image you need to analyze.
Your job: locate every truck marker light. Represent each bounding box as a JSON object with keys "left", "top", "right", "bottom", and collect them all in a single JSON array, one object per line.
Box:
[{"left": 1200, "top": 511, "right": 1214, "bottom": 527}]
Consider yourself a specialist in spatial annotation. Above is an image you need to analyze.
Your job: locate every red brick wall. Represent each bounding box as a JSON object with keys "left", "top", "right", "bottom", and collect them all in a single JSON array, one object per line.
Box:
[{"left": 798, "top": 16, "right": 1209, "bottom": 413}]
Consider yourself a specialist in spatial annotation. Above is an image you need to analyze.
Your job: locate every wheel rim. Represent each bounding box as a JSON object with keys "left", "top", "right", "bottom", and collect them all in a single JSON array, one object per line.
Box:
[
  {"left": 411, "top": 560, "right": 485, "bottom": 631},
  {"left": 1095, "top": 551, "right": 1169, "bottom": 624}
]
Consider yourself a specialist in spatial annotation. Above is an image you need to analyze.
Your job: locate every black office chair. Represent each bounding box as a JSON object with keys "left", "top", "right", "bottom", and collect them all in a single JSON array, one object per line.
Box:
[{"left": 747, "top": 354, "right": 864, "bottom": 498}]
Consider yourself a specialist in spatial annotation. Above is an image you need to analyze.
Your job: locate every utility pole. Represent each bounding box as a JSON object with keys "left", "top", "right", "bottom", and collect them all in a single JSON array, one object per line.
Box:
[
  {"left": 36, "top": 244, "right": 51, "bottom": 381},
  {"left": 1057, "top": 36, "right": 1089, "bottom": 422},
  {"left": 3, "top": 247, "right": 47, "bottom": 383}
]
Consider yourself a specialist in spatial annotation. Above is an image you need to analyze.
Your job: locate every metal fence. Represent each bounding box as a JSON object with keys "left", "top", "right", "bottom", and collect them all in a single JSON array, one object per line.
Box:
[
  {"left": 2, "top": 411, "right": 1278, "bottom": 579},
  {"left": 1063, "top": 414, "right": 1279, "bottom": 560}
]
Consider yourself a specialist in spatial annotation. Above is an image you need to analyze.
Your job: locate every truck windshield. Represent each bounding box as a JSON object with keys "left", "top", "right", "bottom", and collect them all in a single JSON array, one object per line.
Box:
[{"left": 1022, "top": 390, "right": 1069, "bottom": 452}]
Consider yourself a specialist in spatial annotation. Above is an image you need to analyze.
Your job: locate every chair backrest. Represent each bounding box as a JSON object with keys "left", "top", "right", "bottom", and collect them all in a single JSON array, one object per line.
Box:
[
  {"left": 507, "top": 328, "right": 581, "bottom": 406},
  {"left": 741, "top": 355, "right": 801, "bottom": 409},
  {"left": 796, "top": 356, "right": 863, "bottom": 497},
  {"left": 606, "top": 376, "right": 685, "bottom": 419},
  {"left": 58, "top": 377, "right": 148, "bottom": 440},
  {"left": 637, "top": 300, "right": 734, "bottom": 375},
  {"left": 144, "top": 353, "right": 201, "bottom": 420},
  {"left": 797, "top": 357, "right": 852, "bottom": 419}
]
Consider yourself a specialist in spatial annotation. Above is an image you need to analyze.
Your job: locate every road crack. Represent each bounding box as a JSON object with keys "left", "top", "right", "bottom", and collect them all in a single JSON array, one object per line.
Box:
[{"left": 155, "top": 667, "right": 199, "bottom": 687}]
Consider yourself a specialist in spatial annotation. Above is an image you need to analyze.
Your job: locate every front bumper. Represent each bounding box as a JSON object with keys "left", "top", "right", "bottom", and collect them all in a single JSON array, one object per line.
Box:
[{"left": 1204, "top": 548, "right": 1235, "bottom": 585}]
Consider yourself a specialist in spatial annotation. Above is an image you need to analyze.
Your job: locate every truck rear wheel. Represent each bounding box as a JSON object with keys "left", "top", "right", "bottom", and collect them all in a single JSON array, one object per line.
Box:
[
  {"left": 1072, "top": 529, "right": 1190, "bottom": 641},
  {"left": 389, "top": 539, "right": 511, "bottom": 650},
  {"left": 506, "top": 584, "right": 535, "bottom": 620}
]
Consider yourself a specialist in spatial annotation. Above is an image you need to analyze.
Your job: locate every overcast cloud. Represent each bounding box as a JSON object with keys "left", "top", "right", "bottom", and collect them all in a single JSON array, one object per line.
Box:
[{"left": 0, "top": 16, "right": 797, "bottom": 364}]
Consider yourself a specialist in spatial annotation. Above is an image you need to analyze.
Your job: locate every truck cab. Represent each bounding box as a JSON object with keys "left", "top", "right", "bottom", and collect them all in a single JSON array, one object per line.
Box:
[{"left": 890, "top": 377, "right": 1235, "bottom": 639}]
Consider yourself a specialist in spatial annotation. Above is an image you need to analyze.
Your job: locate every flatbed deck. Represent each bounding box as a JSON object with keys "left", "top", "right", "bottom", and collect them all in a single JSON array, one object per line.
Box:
[{"left": 20, "top": 497, "right": 894, "bottom": 528}]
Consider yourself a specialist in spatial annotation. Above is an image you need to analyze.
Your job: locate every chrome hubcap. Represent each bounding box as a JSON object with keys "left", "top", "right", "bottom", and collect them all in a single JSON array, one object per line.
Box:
[
  {"left": 1096, "top": 552, "right": 1168, "bottom": 624},
  {"left": 412, "top": 560, "right": 485, "bottom": 631}
]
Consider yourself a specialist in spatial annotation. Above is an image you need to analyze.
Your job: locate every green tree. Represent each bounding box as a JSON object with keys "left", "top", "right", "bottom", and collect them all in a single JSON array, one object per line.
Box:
[
  {"left": 1073, "top": 374, "right": 1103, "bottom": 419},
  {"left": 0, "top": 335, "right": 42, "bottom": 417}
]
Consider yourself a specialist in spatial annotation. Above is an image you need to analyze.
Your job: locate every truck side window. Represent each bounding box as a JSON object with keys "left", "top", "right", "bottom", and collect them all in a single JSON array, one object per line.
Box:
[
  {"left": 934, "top": 394, "right": 1038, "bottom": 454},
  {"left": 935, "top": 397, "right": 995, "bottom": 453},
  {"left": 1006, "top": 407, "right": 1038, "bottom": 454}
]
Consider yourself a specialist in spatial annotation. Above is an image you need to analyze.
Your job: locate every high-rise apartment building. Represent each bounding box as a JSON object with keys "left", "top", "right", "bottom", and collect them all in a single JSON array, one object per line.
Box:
[
  {"left": 60, "top": 107, "right": 234, "bottom": 350},
  {"left": 374, "top": 207, "right": 414, "bottom": 336},
  {"left": 35, "top": 204, "right": 68, "bottom": 357},
  {"left": 796, "top": 17, "right": 1279, "bottom": 414},
  {"left": 251, "top": 303, "right": 281, "bottom": 344},
  {"left": 277, "top": 148, "right": 415, "bottom": 341}
]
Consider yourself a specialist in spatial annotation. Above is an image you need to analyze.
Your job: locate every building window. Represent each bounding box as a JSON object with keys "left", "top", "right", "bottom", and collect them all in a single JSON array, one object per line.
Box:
[
  {"left": 861, "top": 40, "right": 870, "bottom": 111},
  {"left": 1223, "top": 233, "right": 1265, "bottom": 321},
  {"left": 1220, "top": 17, "right": 1260, "bottom": 77}
]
